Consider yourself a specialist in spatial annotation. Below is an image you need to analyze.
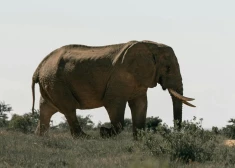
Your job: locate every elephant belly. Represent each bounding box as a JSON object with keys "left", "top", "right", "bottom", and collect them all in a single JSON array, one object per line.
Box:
[
  {"left": 76, "top": 96, "right": 104, "bottom": 110},
  {"left": 70, "top": 84, "right": 105, "bottom": 110}
]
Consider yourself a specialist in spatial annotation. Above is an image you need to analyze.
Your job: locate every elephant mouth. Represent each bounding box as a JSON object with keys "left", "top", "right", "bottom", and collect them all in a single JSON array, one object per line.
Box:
[
  {"left": 158, "top": 77, "right": 167, "bottom": 90},
  {"left": 168, "top": 89, "right": 196, "bottom": 107}
]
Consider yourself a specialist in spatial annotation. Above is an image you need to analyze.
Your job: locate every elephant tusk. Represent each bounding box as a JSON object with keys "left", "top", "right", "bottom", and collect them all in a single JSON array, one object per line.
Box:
[
  {"left": 168, "top": 89, "right": 195, "bottom": 101},
  {"left": 183, "top": 101, "right": 196, "bottom": 107},
  {"left": 168, "top": 89, "right": 196, "bottom": 107}
]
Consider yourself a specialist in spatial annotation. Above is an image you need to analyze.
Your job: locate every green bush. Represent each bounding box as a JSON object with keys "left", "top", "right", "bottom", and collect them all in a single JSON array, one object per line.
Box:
[
  {"left": 146, "top": 116, "right": 162, "bottom": 132},
  {"left": 221, "top": 118, "right": 235, "bottom": 139},
  {"left": 8, "top": 112, "right": 39, "bottom": 133},
  {"left": 142, "top": 117, "right": 220, "bottom": 164},
  {"left": 212, "top": 126, "right": 220, "bottom": 135},
  {"left": 123, "top": 118, "right": 132, "bottom": 131},
  {"left": 0, "top": 114, "right": 9, "bottom": 127},
  {"left": 0, "top": 101, "right": 12, "bottom": 127}
]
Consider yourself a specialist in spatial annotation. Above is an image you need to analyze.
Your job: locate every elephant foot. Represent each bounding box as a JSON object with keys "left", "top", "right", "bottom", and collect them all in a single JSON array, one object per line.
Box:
[
  {"left": 72, "top": 131, "right": 92, "bottom": 139},
  {"left": 35, "top": 122, "right": 49, "bottom": 136},
  {"left": 100, "top": 127, "right": 112, "bottom": 138},
  {"left": 100, "top": 126, "right": 122, "bottom": 138}
]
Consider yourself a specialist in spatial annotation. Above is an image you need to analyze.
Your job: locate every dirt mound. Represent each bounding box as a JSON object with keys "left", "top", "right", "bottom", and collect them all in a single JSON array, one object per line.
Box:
[{"left": 224, "top": 140, "right": 235, "bottom": 147}]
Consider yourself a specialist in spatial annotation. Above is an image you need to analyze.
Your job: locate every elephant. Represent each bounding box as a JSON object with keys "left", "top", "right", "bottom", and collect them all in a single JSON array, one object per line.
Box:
[{"left": 31, "top": 40, "right": 195, "bottom": 138}]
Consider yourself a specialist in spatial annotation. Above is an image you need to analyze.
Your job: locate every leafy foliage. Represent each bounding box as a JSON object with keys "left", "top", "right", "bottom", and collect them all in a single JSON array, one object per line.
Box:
[
  {"left": 0, "top": 101, "right": 12, "bottom": 127},
  {"left": 142, "top": 117, "right": 221, "bottom": 164},
  {"left": 221, "top": 118, "right": 235, "bottom": 139},
  {"left": 146, "top": 116, "right": 162, "bottom": 132},
  {"left": 123, "top": 118, "right": 132, "bottom": 129},
  {"left": 8, "top": 111, "right": 39, "bottom": 133}
]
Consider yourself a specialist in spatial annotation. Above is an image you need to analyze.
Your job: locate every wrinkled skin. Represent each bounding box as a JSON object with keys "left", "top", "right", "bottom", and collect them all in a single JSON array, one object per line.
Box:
[{"left": 32, "top": 40, "right": 195, "bottom": 138}]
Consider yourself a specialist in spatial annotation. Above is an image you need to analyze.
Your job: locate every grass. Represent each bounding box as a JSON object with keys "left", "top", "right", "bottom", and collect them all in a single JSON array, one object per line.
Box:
[
  {"left": 0, "top": 129, "right": 157, "bottom": 168},
  {"left": 1, "top": 124, "right": 235, "bottom": 168}
]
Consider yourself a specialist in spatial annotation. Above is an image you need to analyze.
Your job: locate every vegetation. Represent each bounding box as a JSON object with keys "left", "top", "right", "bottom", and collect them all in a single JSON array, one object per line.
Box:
[
  {"left": 1, "top": 102, "right": 235, "bottom": 167},
  {"left": 1, "top": 119, "right": 235, "bottom": 168},
  {"left": 146, "top": 116, "right": 162, "bottom": 132},
  {"left": 141, "top": 118, "right": 224, "bottom": 164},
  {"left": 221, "top": 118, "right": 235, "bottom": 139},
  {"left": 0, "top": 101, "right": 12, "bottom": 127},
  {"left": 8, "top": 112, "right": 39, "bottom": 133},
  {"left": 96, "top": 116, "right": 162, "bottom": 132}
]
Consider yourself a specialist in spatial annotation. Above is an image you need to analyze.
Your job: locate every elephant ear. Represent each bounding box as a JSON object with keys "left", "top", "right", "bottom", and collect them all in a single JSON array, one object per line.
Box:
[
  {"left": 112, "top": 41, "right": 138, "bottom": 65},
  {"left": 119, "top": 41, "right": 159, "bottom": 87}
]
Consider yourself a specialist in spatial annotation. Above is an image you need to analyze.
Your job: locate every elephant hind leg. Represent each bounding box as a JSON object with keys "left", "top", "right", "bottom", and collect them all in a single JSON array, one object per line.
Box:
[
  {"left": 63, "top": 110, "right": 89, "bottom": 139},
  {"left": 35, "top": 96, "right": 57, "bottom": 136}
]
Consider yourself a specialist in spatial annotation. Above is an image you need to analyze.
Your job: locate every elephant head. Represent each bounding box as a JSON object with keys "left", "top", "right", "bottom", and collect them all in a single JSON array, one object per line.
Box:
[
  {"left": 122, "top": 40, "right": 195, "bottom": 128},
  {"left": 154, "top": 42, "right": 195, "bottom": 128}
]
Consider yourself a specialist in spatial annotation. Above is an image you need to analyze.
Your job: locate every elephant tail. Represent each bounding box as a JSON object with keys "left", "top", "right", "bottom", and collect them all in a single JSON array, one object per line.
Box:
[{"left": 32, "top": 70, "right": 39, "bottom": 115}]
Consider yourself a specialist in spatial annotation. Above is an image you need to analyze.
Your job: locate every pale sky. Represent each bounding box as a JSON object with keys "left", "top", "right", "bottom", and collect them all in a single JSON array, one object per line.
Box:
[{"left": 0, "top": 1, "right": 235, "bottom": 128}]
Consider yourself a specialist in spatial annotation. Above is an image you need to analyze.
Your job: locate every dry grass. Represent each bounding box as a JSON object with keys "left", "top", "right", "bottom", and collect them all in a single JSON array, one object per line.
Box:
[
  {"left": 1, "top": 128, "right": 235, "bottom": 168},
  {"left": 0, "top": 129, "right": 158, "bottom": 168}
]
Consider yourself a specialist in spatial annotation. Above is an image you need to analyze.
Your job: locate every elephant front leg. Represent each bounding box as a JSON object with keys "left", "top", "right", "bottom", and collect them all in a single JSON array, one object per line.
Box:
[
  {"left": 128, "top": 94, "right": 147, "bottom": 139},
  {"left": 101, "top": 98, "right": 127, "bottom": 138}
]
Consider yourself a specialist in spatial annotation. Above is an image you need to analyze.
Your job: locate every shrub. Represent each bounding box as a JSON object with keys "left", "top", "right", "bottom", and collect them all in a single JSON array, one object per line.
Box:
[
  {"left": 0, "top": 114, "right": 9, "bottom": 127},
  {"left": 212, "top": 126, "right": 220, "bottom": 135},
  {"left": 142, "top": 117, "right": 220, "bottom": 164},
  {"left": 123, "top": 118, "right": 132, "bottom": 131},
  {"left": 146, "top": 116, "right": 162, "bottom": 132},
  {"left": 221, "top": 118, "right": 235, "bottom": 139},
  {"left": 0, "top": 101, "right": 12, "bottom": 127},
  {"left": 8, "top": 112, "right": 39, "bottom": 133}
]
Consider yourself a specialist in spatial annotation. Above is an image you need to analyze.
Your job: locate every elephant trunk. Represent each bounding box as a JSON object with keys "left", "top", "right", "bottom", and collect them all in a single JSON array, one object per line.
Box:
[
  {"left": 171, "top": 85, "right": 183, "bottom": 128},
  {"left": 168, "top": 80, "right": 195, "bottom": 129}
]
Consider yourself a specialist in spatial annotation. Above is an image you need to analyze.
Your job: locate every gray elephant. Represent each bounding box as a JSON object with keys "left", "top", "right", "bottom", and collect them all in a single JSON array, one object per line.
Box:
[{"left": 32, "top": 40, "right": 195, "bottom": 138}]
